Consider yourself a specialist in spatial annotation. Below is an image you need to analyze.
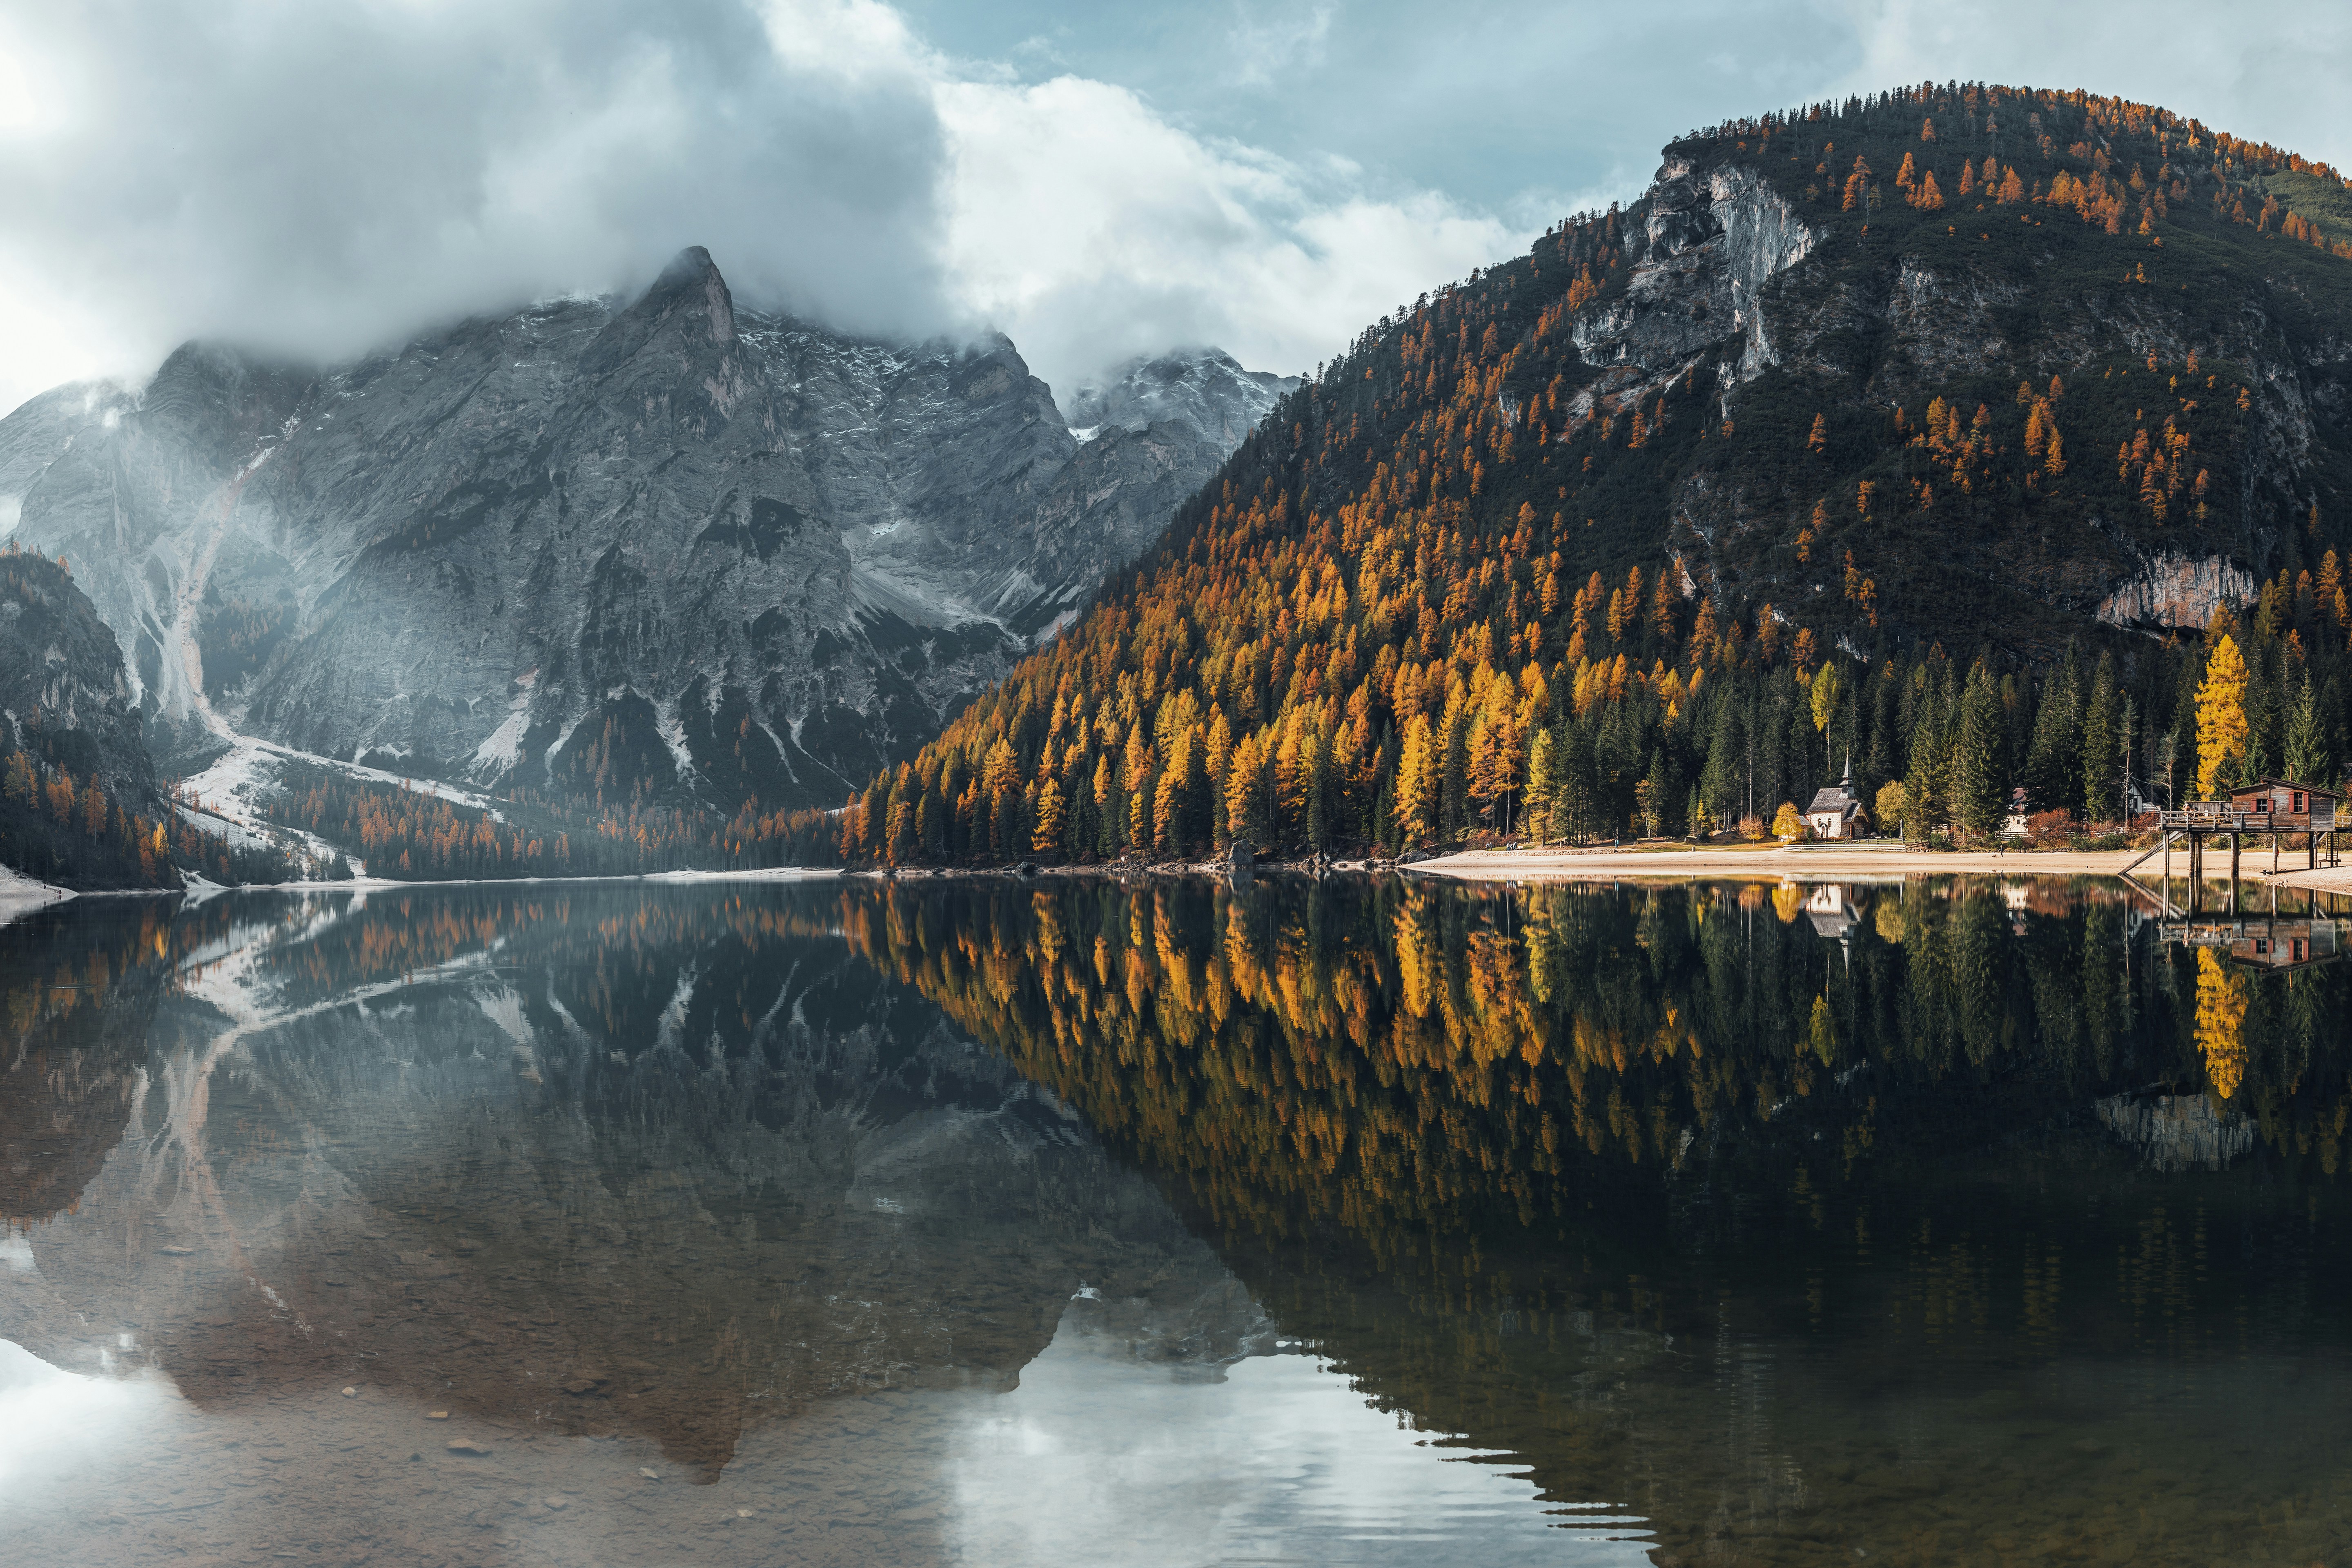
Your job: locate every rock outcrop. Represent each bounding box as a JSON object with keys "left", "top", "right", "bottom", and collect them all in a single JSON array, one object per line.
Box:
[{"left": 2093, "top": 550, "right": 2260, "bottom": 630}]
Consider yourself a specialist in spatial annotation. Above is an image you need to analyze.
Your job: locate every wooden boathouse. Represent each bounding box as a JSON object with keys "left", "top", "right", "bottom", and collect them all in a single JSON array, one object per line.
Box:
[{"left": 2150, "top": 777, "right": 2343, "bottom": 912}]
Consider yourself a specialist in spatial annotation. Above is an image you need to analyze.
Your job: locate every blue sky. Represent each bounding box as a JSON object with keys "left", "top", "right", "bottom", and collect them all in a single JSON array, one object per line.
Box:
[
  {"left": 3, "top": 0, "right": 2347, "bottom": 414},
  {"left": 902, "top": 0, "right": 2352, "bottom": 223}
]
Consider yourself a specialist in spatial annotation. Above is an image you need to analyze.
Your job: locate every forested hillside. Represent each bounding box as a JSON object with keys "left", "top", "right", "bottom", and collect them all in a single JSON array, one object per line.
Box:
[
  {"left": 825, "top": 81, "right": 2352, "bottom": 863},
  {"left": 0, "top": 546, "right": 287, "bottom": 888}
]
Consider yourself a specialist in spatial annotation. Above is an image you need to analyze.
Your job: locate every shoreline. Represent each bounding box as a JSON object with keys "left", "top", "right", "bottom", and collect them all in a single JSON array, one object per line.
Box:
[
  {"left": 14, "top": 850, "right": 2352, "bottom": 901},
  {"left": 1409, "top": 844, "right": 2158, "bottom": 879},
  {"left": 1409, "top": 842, "right": 2352, "bottom": 882}
]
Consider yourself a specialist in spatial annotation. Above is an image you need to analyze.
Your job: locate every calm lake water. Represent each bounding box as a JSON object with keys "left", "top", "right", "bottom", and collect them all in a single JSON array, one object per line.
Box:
[{"left": 3, "top": 871, "right": 2350, "bottom": 1566}]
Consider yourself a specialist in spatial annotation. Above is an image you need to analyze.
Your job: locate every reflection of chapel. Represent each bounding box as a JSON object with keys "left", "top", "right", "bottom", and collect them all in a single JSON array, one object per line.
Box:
[{"left": 1806, "top": 761, "right": 1868, "bottom": 840}]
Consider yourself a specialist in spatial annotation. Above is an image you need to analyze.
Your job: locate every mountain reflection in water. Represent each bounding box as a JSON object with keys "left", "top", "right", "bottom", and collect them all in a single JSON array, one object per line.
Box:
[{"left": 2, "top": 873, "right": 2350, "bottom": 1565}]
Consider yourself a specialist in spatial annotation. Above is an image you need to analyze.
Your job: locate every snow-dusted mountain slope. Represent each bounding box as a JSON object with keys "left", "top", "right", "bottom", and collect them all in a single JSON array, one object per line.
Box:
[
  {"left": 4, "top": 250, "right": 1285, "bottom": 809},
  {"left": 1061, "top": 347, "right": 1299, "bottom": 451}
]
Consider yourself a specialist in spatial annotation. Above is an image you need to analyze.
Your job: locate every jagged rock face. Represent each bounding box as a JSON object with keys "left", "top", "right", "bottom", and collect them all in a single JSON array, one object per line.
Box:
[
  {"left": 4, "top": 252, "right": 1280, "bottom": 806},
  {"left": 0, "top": 552, "right": 159, "bottom": 810},
  {"left": 1547, "top": 117, "right": 2352, "bottom": 654},
  {"left": 0, "top": 381, "right": 136, "bottom": 540},
  {"left": 1062, "top": 348, "right": 1298, "bottom": 449},
  {"left": 2094, "top": 550, "right": 2261, "bottom": 629},
  {"left": 1577, "top": 159, "right": 1819, "bottom": 392},
  {"left": 999, "top": 419, "right": 1226, "bottom": 638}
]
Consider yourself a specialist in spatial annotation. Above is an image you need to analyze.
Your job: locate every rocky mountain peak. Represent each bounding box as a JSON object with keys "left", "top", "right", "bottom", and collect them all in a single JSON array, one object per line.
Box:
[
  {"left": 646, "top": 244, "right": 739, "bottom": 344},
  {"left": 0, "top": 253, "right": 1298, "bottom": 816},
  {"left": 1061, "top": 347, "right": 1299, "bottom": 450},
  {"left": 580, "top": 243, "right": 746, "bottom": 408}
]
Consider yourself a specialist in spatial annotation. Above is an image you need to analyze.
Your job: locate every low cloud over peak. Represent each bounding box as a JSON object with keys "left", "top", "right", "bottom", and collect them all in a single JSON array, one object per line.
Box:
[{"left": 0, "top": 0, "right": 1517, "bottom": 414}]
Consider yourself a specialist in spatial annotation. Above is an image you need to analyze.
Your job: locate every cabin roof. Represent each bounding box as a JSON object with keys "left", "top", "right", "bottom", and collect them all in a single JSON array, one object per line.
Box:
[{"left": 2226, "top": 777, "right": 2345, "bottom": 801}]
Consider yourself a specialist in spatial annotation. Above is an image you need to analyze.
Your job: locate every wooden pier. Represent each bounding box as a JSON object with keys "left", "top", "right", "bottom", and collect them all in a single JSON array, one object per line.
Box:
[{"left": 2148, "top": 779, "right": 2342, "bottom": 914}]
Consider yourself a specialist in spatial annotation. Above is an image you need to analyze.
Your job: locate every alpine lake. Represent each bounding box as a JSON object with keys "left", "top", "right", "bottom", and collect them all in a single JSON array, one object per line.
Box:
[{"left": 4, "top": 868, "right": 2352, "bottom": 1567}]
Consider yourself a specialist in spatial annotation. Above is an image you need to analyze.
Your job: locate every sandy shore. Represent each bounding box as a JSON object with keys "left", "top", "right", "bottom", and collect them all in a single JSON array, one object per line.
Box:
[
  {"left": 2269, "top": 867, "right": 2352, "bottom": 897},
  {"left": 1406, "top": 842, "right": 2341, "bottom": 882}
]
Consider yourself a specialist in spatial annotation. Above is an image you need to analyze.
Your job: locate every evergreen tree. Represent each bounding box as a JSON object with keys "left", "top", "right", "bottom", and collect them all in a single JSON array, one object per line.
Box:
[
  {"left": 1756, "top": 690, "right": 1786, "bottom": 831},
  {"left": 1867, "top": 665, "right": 1900, "bottom": 791},
  {"left": 2081, "top": 652, "right": 2120, "bottom": 822},
  {"left": 1904, "top": 684, "right": 1945, "bottom": 841},
  {"left": 1699, "top": 698, "right": 1742, "bottom": 826},
  {"left": 2284, "top": 672, "right": 2328, "bottom": 785},
  {"left": 2024, "top": 643, "right": 2082, "bottom": 810},
  {"left": 1951, "top": 660, "right": 2006, "bottom": 840},
  {"left": 1640, "top": 747, "right": 1679, "bottom": 837},
  {"left": 1440, "top": 706, "right": 1470, "bottom": 840}
]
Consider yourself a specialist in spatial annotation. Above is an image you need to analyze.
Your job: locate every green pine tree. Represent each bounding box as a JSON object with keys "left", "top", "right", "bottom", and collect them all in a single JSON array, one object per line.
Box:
[
  {"left": 2081, "top": 652, "right": 2120, "bottom": 822},
  {"left": 1699, "top": 698, "right": 1742, "bottom": 826},
  {"left": 2025, "top": 642, "right": 2082, "bottom": 811},
  {"left": 1903, "top": 683, "right": 1945, "bottom": 842},
  {"left": 1952, "top": 660, "right": 2006, "bottom": 841},
  {"left": 2285, "top": 672, "right": 2329, "bottom": 785}
]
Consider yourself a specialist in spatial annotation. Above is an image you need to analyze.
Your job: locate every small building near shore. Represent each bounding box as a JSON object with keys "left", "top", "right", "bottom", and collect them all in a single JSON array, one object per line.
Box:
[
  {"left": 1805, "top": 763, "right": 1869, "bottom": 840},
  {"left": 2223, "top": 778, "right": 2342, "bottom": 831}
]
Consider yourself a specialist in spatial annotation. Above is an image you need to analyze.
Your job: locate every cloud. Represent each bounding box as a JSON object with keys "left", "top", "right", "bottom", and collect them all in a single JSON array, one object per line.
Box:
[
  {"left": 0, "top": 0, "right": 950, "bottom": 408},
  {"left": 934, "top": 72, "right": 1514, "bottom": 391},
  {"left": 1227, "top": 2, "right": 1337, "bottom": 89},
  {"left": 0, "top": 0, "right": 1528, "bottom": 416}
]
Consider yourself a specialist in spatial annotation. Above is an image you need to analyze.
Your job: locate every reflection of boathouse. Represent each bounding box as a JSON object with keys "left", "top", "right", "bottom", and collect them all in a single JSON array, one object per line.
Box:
[{"left": 2158, "top": 918, "right": 2343, "bottom": 971}]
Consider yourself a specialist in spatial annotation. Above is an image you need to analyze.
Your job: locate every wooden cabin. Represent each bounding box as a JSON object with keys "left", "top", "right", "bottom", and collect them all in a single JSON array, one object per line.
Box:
[{"left": 2224, "top": 778, "right": 2341, "bottom": 831}]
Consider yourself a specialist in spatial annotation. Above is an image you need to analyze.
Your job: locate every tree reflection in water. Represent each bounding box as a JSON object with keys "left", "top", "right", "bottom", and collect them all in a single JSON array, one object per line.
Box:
[
  {"left": 7, "top": 874, "right": 2352, "bottom": 1565},
  {"left": 833, "top": 874, "right": 2352, "bottom": 1565}
]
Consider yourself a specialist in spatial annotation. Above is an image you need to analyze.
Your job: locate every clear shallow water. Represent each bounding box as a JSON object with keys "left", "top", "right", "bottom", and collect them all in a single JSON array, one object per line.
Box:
[{"left": 2, "top": 874, "right": 2349, "bottom": 1565}]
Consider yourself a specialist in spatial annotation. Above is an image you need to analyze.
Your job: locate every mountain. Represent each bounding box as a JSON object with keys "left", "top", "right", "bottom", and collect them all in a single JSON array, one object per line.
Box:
[
  {"left": 1061, "top": 347, "right": 1298, "bottom": 448},
  {"left": 831, "top": 82, "right": 2352, "bottom": 862},
  {"left": 0, "top": 381, "right": 135, "bottom": 539},
  {"left": 0, "top": 548, "right": 177, "bottom": 887},
  {"left": 0, "top": 548, "right": 298, "bottom": 888},
  {"left": 1, "top": 249, "right": 1286, "bottom": 814}
]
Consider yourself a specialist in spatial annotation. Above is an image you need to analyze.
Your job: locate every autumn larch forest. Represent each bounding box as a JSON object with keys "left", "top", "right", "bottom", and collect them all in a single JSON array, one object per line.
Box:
[
  {"left": 813, "top": 80, "right": 2352, "bottom": 870},
  {"left": 200, "top": 81, "right": 2352, "bottom": 880}
]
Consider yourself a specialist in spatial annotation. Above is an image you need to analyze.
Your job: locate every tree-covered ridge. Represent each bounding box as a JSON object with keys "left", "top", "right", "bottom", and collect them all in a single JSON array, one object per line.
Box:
[
  {"left": 0, "top": 546, "right": 294, "bottom": 888},
  {"left": 821, "top": 81, "right": 2352, "bottom": 863}
]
